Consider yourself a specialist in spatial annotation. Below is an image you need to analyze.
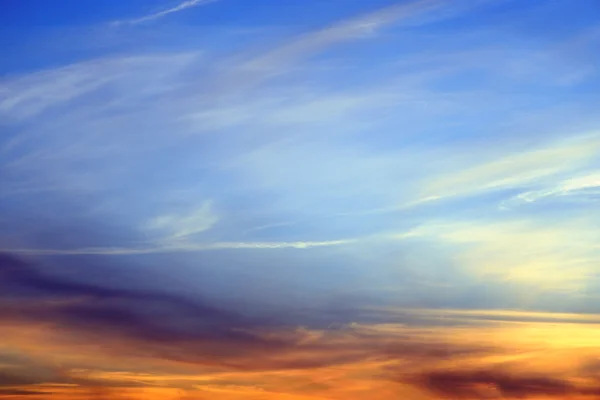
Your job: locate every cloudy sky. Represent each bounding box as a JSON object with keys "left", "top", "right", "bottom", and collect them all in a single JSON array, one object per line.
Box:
[{"left": 1, "top": 0, "right": 600, "bottom": 399}]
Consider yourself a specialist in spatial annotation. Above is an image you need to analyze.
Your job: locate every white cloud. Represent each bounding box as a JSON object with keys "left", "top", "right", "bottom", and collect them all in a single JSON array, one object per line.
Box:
[
  {"left": 416, "top": 133, "right": 600, "bottom": 204},
  {"left": 4, "top": 238, "right": 356, "bottom": 255},
  {"left": 502, "top": 171, "right": 600, "bottom": 207},
  {"left": 146, "top": 201, "right": 218, "bottom": 239},
  {"left": 0, "top": 53, "right": 198, "bottom": 120},
  {"left": 112, "top": 0, "right": 219, "bottom": 25},
  {"left": 218, "top": 0, "right": 491, "bottom": 91}
]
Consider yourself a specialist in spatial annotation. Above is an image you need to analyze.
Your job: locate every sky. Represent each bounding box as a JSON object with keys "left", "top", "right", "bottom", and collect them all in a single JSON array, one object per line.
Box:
[{"left": 1, "top": 0, "right": 600, "bottom": 399}]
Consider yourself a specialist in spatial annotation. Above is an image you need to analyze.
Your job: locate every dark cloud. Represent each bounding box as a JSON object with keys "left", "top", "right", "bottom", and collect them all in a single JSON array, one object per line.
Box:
[
  {"left": 0, "top": 252, "right": 290, "bottom": 347},
  {"left": 0, "top": 253, "right": 510, "bottom": 371},
  {"left": 0, "top": 371, "right": 40, "bottom": 388},
  {"left": 0, "top": 354, "right": 151, "bottom": 396},
  {"left": 0, "top": 253, "right": 501, "bottom": 383},
  {"left": 411, "top": 368, "right": 600, "bottom": 399},
  {"left": 0, "top": 388, "right": 51, "bottom": 396}
]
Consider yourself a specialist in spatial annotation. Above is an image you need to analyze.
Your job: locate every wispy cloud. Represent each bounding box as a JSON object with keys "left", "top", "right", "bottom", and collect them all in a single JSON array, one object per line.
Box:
[
  {"left": 3, "top": 239, "right": 356, "bottom": 255},
  {"left": 112, "top": 0, "right": 219, "bottom": 25},
  {"left": 219, "top": 0, "right": 494, "bottom": 91},
  {"left": 410, "top": 133, "right": 600, "bottom": 206},
  {"left": 146, "top": 201, "right": 219, "bottom": 240},
  {"left": 501, "top": 171, "right": 600, "bottom": 208}
]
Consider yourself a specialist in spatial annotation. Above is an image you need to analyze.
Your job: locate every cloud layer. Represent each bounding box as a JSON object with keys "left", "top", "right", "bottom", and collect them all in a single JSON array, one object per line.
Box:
[{"left": 2, "top": 251, "right": 600, "bottom": 399}]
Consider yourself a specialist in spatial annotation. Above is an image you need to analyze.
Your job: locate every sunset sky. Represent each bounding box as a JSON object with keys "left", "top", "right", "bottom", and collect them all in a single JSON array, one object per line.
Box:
[{"left": 1, "top": 0, "right": 600, "bottom": 399}]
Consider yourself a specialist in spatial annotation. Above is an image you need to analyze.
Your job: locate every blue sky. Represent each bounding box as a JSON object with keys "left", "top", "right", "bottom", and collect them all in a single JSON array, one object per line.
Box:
[
  {"left": 2, "top": 0, "right": 600, "bottom": 308},
  {"left": 1, "top": 1, "right": 600, "bottom": 398}
]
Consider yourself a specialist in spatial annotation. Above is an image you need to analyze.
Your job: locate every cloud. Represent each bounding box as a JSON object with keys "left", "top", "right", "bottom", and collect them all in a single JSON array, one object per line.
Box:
[
  {"left": 112, "top": 0, "right": 219, "bottom": 26},
  {"left": 372, "top": 307, "right": 600, "bottom": 326},
  {"left": 146, "top": 201, "right": 219, "bottom": 240},
  {"left": 2, "top": 282, "right": 600, "bottom": 399},
  {"left": 0, "top": 53, "right": 198, "bottom": 121},
  {"left": 405, "top": 218, "right": 600, "bottom": 290},
  {"left": 502, "top": 171, "right": 600, "bottom": 208},
  {"left": 415, "top": 133, "right": 600, "bottom": 206},
  {"left": 0, "top": 252, "right": 290, "bottom": 361},
  {"left": 0, "top": 388, "right": 50, "bottom": 396},
  {"left": 412, "top": 369, "right": 600, "bottom": 399},
  {"left": 2, "top": 239, "right": 356, "bottom": 255},
  {"left": 216, "top": 0, "right": 498, "bottom": 92}
]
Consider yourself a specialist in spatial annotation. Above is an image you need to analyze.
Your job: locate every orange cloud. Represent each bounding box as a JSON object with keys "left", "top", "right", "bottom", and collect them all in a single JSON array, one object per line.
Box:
[
  {"left": 2, "top": 253, "right": 599, "bottom": 399},
  {"left": 2, "top": 310, "right": 600, "bottom": 399}
]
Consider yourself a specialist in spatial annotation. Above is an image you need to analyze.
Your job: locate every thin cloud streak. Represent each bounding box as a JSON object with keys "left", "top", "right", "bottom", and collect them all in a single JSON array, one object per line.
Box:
[
  {"left": 2, "top": 239, "right": 357, "bottom": 256},
  {"left": 218, "top": 0, "right": 498, "bottom": 92},
  {"left": 112, "top": 0, "right": 219, "bottom": 25},
  {"left": 501, "top": 171, "right": 600, "bottom": 208}
]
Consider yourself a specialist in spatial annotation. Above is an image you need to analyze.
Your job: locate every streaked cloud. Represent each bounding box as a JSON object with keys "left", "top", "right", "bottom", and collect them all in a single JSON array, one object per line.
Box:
[
  {"left": 219, "top": 0, "right": 498, "bottom": 90},
  {"left": 416, "top": 133, "right": 600, "bottom": 206},
  {"left": 502, "top": 170, "right": 600, "bottom": 208},
  {"left": 3, "top": 239, "right": 356, "bottom": 255},
  {"left": 112, "top": 0, "right": 219, "bottom": 25}
]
